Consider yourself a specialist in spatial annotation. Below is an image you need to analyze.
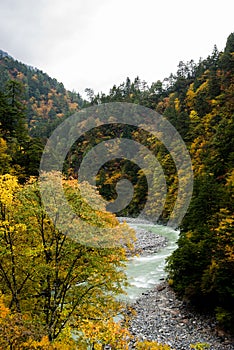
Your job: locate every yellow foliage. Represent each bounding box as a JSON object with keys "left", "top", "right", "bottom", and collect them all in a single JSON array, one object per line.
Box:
[
  {"left": 196, "top": 80, "right": 208, "bottom": 93},
  {"left": 0, "top": 173, "right": 135, "bottom": 348},
  {"left": 0, "top": 297, "right": 76, "bottom": 349},
  {"left": 214, "top": 210, "right": 234, "bottom": 262},
  {"left": 136, "top": 340, "right": 171, "bottom": 349},
  {"left": 186, "top": 83, "right": 196, "bottom": 108},
  {"left": 0, "top": 138, "right": 11, "bottom": 173},
  {"left": 78, "top": 318, "right": 132, "bottom": 349},
  {"left": 0, "top": 174, "right": 19, "bottom": 207},
  {"left": 0, "top": 294, "right": 10, "bottom": 319},
  {"left": 189, "top": 110, "right": 200, "bottom": 123},
  {"left": 174, "top": 97, "right": 180, "bottom": 111}
]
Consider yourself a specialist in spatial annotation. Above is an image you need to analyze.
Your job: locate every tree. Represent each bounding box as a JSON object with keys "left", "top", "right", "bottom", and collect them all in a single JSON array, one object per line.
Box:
[
  {"left": 0, "top": 137, "right": 11, "bottom": 174},
  {"left": 0, "top": 294, "right": 76, "bottom": 349},
  {"left": 4, "top": 80, "right": 28, "bottom": 144},
  {"left": 78, "top": 318, "right": 132, "bottom": 349},
  {"left": 85, "top": 88, "right": 95, "bottom": 104},
  {"left": 0, "top": 173, "right": 135, "bottom": 344}
]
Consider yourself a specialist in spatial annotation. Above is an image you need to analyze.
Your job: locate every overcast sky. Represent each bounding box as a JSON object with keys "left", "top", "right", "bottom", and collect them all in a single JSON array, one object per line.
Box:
[{"left": 0, "top": 0, "right": 233, "bottom": 97}]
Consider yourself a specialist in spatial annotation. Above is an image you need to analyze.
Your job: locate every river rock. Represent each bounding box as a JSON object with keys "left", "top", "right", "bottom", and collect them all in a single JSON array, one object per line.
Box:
[
  {"left": 118, "top": 217, "right": 168, "bottom": 256},
  {"left": 128, "top": 282, "right": 234, "bottom": 349}
]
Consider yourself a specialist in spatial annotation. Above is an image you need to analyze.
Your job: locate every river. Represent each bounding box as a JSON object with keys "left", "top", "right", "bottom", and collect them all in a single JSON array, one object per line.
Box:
[{"left": 122, "top": 220, "right": 179, "bottom": 300}]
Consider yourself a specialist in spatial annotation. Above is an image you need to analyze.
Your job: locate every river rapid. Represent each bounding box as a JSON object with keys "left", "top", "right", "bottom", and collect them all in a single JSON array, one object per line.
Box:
[{"left": 123, "top": 219, "right": 179, "bottom": 300}]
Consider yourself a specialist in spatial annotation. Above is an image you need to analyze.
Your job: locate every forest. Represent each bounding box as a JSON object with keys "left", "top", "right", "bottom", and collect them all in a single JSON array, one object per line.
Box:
[{"left": 0, "top": 33, "right": 233, "bottom": 349}]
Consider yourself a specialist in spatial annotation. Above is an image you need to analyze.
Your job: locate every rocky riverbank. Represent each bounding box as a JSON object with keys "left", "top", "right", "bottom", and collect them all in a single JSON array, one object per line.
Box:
[
  {"left": 128, "top": 281, "right": 234, "bottom": 349},
  {"left": 119, "top": 217, "right": 168, "bottom": 256},
  {"left": 119, "top": 217, "right": 234, "bottom": 350}
]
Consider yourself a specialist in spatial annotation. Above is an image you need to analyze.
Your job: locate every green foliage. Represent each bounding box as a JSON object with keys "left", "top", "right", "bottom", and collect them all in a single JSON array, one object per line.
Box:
[
  {"left": 0, "top": 79, "right": 44, "bottom": 178},
  {"left": 215, "top": 307, "right": 234, "bottom": 330}
]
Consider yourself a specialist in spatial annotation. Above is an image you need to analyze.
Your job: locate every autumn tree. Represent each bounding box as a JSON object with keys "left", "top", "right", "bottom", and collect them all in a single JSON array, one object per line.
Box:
[{"left": 0, "top": 173, "right": 135, "bottom": 345}]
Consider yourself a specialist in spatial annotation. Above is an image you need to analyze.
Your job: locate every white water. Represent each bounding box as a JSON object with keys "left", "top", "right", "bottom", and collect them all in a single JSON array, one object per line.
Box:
[{"left": 124, "top": 223, "right": 179, "bottom": 300}]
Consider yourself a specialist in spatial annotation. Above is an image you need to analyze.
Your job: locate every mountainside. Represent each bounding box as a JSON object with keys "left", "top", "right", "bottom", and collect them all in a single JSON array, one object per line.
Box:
[
  {"left": 0, "top": 50, "right": 83, "bottom": 137},
  {"left": 0, "top": 32, "right": 233, "bottom": 341},
  {"left": 0, "top": 50, "right": 84, "bottom": 179},
  {"left": 74, "top": 33, "right": 234, "bottom": 332}
]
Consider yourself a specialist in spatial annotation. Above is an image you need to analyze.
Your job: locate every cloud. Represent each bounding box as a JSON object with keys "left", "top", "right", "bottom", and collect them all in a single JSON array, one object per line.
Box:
[
  {"left": 0, "top": 0, "right": 46, "bottom": 61},
  {"left": 0, "top": 0, "right": 233, "bottom": 95}
]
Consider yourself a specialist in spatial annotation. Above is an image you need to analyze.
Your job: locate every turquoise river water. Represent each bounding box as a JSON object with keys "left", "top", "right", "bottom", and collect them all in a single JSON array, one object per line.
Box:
[{"left": 124, "top": 223, "right": 179, "bottom": 300}]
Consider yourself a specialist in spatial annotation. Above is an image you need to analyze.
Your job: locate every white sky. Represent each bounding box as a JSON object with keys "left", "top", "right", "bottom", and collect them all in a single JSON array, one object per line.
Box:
[{"left": 0, "top": 0, "right": 233, "bottom": 97}]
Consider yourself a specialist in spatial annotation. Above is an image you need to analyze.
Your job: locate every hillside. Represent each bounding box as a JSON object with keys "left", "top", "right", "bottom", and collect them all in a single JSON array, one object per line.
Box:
[
  {"left": 0, "top": 49, "right": 84, "bottom": 178},
  {"left": 74, "top": 33, "right": 234, "bottom": 332},
  {"left": 0, "top": 49, "right": 83, "bottom": 137},
  {"left": 0, "top": 32, "right": 233, "bottom": 348}
]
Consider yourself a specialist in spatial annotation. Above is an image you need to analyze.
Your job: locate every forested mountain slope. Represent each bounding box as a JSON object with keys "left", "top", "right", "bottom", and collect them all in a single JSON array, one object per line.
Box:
[
  {"left": 0, "top": 32, "right": 233, "bottom": 338},
  {"left": 80, "top": 33, "right": 234, "bottom": 332},
  {"left": 0, "top": 49, "right": 83, "bottom": 137},
  {"left": 0, "top": 50, "right": 83, "bottom": 178}
]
